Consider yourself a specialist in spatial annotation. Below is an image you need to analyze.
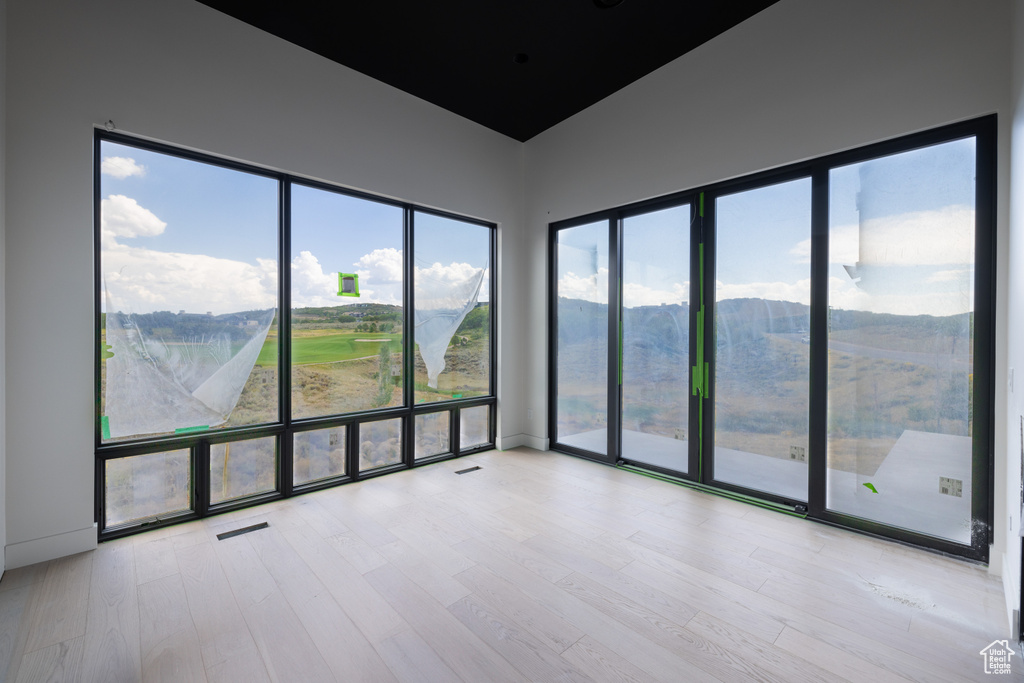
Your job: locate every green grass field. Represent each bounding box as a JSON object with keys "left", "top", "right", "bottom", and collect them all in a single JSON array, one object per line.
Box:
[{"left": 256, "top": 332, "right": 401, "bottom": 366}]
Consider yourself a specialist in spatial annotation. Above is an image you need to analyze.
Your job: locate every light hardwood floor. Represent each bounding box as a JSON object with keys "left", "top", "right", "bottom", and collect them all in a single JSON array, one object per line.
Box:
[{"left": 0, "top": 447, "right": 1016, "bottom": 682}]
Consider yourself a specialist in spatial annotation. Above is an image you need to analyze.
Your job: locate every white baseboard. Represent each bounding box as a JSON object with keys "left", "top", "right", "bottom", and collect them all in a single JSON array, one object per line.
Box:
[
  {"left": 1003, "top": 551, "right": 1018, "bottom": 637},
  {"left": 5, "top": 525, "right": 97, "bottom": 569},
  {"left": 496, "top": 434, "right": 549, "bottom": 451}
]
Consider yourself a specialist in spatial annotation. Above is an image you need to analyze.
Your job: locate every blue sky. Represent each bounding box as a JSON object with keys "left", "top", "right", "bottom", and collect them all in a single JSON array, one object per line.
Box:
[
  {"left": 100, "top": 141, "right": 491, "bottom": 314},
  {"left": 557, "top": 137, "right": 977, "bottom": 317}
]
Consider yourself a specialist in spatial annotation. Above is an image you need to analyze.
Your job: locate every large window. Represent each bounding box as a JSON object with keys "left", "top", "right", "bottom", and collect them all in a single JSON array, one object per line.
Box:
[
  {"left": 99, "top": 142, "right": 279, "bottom": 443},
  {"left": 549, "top": 117, "right": 995, "bottom": 561},
  {"left": 96, "top": 133, "right": 496, "bottom": 539},
  {"left": 290, "top": 186, "right": 406, "bottom": 418},
  {"left": 825, "top": 138, "right": 977, "bottom": 544}
]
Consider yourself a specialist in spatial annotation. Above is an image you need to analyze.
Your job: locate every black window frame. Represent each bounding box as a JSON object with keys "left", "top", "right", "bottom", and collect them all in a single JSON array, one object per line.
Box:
[
  {"left": 94, "top": 130, "right": 498, "bottom": 541},
  {"left": 549, "top": 115, "right": 996, "bottom": 562}
]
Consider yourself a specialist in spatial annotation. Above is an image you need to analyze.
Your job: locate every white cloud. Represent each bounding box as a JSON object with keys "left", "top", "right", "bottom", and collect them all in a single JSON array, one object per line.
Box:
[
  {"left": 290, "top": 250, "right": 338, "bottom": 308},
  {"left": 415, "top": 261, "right": 488, "bottom": 309},
  {"left": 103, "top": 244, "right": 277, "bottom": 315},
  {"left": 926, "top": 268, "right": 971, "bottom": 284},
  {"left": 826, "top": 275, "right": 970, "bottom": 317},
  {"left": 790, "top": 205, "right": 974, "bottom": 266},
  {"left": 623, "top": 281, "right": 688, "bottom": 307},
  {"left": 101, "top": 194, "right": 166, "bottom": 244},
  {"left": 355, "top": 247, "right": 403, "bottom": 283},
  {"left": 559, "top": 268, "right": 688, "bottom": 308},
  {"left": 101, "top": 156, "right": 146, "bottom": 179},
  {"left": 557, "top": 267, "right": 609, "bottom": 304}
]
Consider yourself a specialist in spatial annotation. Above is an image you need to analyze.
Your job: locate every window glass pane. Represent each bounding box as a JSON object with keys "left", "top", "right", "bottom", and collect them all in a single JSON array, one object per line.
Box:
[
  {"left": 99, "top": 142, "right": 279, "bottom": 442},
  {"left": 293, "top": 426, "right": 347, "bottom": 486},
  {"left": 714, "top": 179, "right": 811, "bottom": 500},
  {"left": 359, "top": 418, "right": 403, "bottom": 471},
  {"left": 826, "top": 138, "right": 976, "bottom": 543},
  {"left": 105, "top": 450, "right": 191, "bottom": 528},
  {"left": 210, "top": 436, "right": 277, "bottom": 505},
  {"left": 621, "top": 206, "right": 690, "bottom": 472},
  {"left": 415, "top": 412, "right": 450, "bottom": 460},
  {"left": 460, "top": 406, "right": 490, "bottom": 449},
  {"left": 413, "top": 213, "right": 491, "bottom": 404},
  {"left": 555, "top": 222, "right": 609, "bottom": 455},
  {"left": 290, "top": 186, "right": 404, "bottom": 418}
]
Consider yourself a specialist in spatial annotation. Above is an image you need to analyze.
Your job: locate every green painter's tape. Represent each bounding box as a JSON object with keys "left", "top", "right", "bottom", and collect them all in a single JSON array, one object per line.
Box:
[
  {"left": 174, "top": 425, "right": 209, "bottom": 434},
  {"left": 618, "top": 317, "right": 623, "bottom": 385},
  {"left": 696, "top": 240, "right": 706, "bottom": 470},
  {"left": 101, "top": 415, "right": 110, "bottom": 440},
  {"left": 863, "top": 482, "right": 878, "bottom": 494},
  {"left": 618, "top": 464, "right": 807, "bottom": 517}
]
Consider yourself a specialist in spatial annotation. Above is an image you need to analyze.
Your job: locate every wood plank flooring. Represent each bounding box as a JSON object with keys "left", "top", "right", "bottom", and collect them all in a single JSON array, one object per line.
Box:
[{"left": 0, "top": 447, "right": 1016, "bottom": 682}]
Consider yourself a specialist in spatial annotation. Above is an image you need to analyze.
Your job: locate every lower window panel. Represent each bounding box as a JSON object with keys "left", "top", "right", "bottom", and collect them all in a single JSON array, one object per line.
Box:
[
  {"left": 105, "top": 450, "right": 191, "bottom": 528},
  {"left": 294, "top": 426, "right": 347, "bottom": 486},
  {"left": 210, "top": 436, "right": 277, "bottom": 505}
]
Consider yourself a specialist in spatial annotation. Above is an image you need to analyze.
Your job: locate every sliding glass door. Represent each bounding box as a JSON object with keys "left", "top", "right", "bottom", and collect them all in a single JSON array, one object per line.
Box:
[
  {"left": 825, "top": 138, "right": 978, "bottom": 544},
  {"left": 549, "top": 116, "right": 994, "bottom": 560},
  {"left": 621, "top": 205, "right": 691, "bottom": 472},
  {"left": 553, "top": 221, "right": 611, "bottom": 456},
  {"left": 711, "top": 178, "right": 811, "bottom": 503}
]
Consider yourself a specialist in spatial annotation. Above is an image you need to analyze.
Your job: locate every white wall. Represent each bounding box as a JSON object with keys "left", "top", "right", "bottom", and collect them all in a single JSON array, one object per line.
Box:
[
  {"left": 1005, "top": 0, "right": 1024, "bottom": 630},
  {"left": 523, "top": 0, "right": 1013, "bottom": 588},
  {"left": 4, "top": 0, "right": 525, "bottom": 568}
]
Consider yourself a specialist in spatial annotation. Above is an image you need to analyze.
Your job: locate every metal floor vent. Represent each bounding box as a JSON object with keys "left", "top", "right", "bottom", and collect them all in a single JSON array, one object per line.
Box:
[
  {"left": 216, "top": 521, "right": 269, "bottom": 540},
  {"left": 455, "top": 466, "right": 481, "bottom": 475}
]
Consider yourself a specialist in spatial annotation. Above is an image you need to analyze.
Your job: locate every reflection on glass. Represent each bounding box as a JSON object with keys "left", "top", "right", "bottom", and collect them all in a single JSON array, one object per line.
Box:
[
  {"left": 415, "top": 412, "right": 450, "bottom": 460},
  {"left": 290, "top": 186, "right": 404, "bottom": 419},
  {"left": 714, "top": 179, "right": 811, "bottom": 501},
  {"left": 826, "top": 138, "right": 976, "bottom": 543},
  {"left": 555, "top": 222, "right": 609, "bottom": 455},
  {"left": 621, "top": 206, "right": 690, "bottom": 472},
  {"left": 99, "top": 141, "right": 278, "bottom": 443},
  {"left": 293, "top": 427, "right": 347, "bottom": 486},
  {"left": 414, "top": 213, "right": 491, "bottom": 404},
  {"left": 359, "top": 418, "right": 403, "bottom": 471},
  {"left": 210, "top": 436, "right": 277, "bottom": 505},
  {"left": 105, "top": 450, "right": 191, "bottom": 528},
  {"left": 460, "top": 406, "right": 490, "bottom": 449}
]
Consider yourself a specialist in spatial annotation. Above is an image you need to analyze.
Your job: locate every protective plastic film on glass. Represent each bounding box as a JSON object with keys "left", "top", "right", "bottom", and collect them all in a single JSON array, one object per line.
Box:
[
  {"left": 105, "top": 450, "right": 191, "bottom": 528},
  {"left": 826, "top": 138, "right": 976, "bottom": 543},
  {"left": 460, "top": 406, "right": 490, "bottom": 449},
  {"left": 714, "top": 180, "right": 811, "bottom": 500},
  {"left": 99, "top": 142, "right": 279, "bottom": 442},
  {"left": 621, "top": 206, "right": 690, "bottom": 472},
  {"left": 293, "top": 426, "right": 347, "bottom": 486},
  {"left": 413, "top": 212, "right": 491, "bottom": 404},
  {"left": 210, "top": 436, "right": 277, "bottom": 505},
  {"left": 555, "top": 222, "right": 609, "bottom": 455},
  {"left": 360, "top": 418, "right": 403, "bottom": 471},
  {"left": 415, "top": 412, "right": 451, "bottom": 460}
]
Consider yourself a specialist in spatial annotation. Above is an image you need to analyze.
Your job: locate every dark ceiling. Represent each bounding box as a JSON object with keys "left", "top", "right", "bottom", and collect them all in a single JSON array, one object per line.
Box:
[{"left": 198, "top": 1, "right": 779, "bottom": 142}]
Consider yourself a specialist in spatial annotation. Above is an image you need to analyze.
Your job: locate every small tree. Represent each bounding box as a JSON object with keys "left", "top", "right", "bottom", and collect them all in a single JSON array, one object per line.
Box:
[{"left": 373, "top": 342, "right": 393, "bottom": 407}]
